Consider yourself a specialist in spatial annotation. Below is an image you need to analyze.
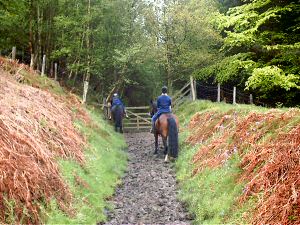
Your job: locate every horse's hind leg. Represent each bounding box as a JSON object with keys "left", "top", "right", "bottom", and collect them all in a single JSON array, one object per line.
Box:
[
  {"left": 154, "top": 133, "right": 158, "bottom": 154},
  {"left": 114, "top": 122, "right": 118, "bottom": 132},
  {"left": 163, "top": 137, "right": 169, "bottom": 162},
  {"left": 162, "top": 137, "right": 168, "bottom": 155}
]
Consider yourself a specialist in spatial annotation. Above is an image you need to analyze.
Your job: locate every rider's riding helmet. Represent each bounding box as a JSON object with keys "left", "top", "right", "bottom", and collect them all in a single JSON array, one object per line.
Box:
[
  {"left": 162, "top": 86, "right": 168, "bottom": 94},
  {"left": 113, "top": 93, "right": 118, "bottom": 97}
]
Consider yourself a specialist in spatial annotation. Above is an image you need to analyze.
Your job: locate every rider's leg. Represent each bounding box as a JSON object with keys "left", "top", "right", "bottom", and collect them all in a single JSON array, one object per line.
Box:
[
  {"left": 151, "top": 119, "right": 155, "bottom": 133},
  {"left": 150, "top": 112, "right": 159, "bottom": 133}
]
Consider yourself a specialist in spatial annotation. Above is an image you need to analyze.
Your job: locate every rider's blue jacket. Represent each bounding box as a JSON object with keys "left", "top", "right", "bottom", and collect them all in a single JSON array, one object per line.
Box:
[
  {"left": 152, "top": 94, "right": 172, "bottom": 123},
  {"left": 157, "top": 94, "right": 172, "bottom": 113},
  {"left": 112, "top": 96, "right": 125, "bottom": 108}
]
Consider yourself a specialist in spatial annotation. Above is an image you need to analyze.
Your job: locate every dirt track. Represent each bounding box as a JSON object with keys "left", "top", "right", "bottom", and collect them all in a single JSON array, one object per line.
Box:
[{"left": 105, "top": 132, "right": 191, "bottom": 225}]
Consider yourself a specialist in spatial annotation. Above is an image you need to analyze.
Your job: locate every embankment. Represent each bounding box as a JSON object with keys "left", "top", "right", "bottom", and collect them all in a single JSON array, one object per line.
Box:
[
  {"left": 0, "top": 58, "right": 127, "bottom": 224},
  {"left": 176, "top": 100, "right": 300, "bottom": 224}
]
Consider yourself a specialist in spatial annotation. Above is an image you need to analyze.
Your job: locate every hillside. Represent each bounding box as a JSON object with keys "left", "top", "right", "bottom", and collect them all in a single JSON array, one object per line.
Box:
[
  {"left": 176, "top": 101, "right": 300, "bottom": 224},
  {"left": 0, "top": 58, "right": 127, "bottom": 223}
]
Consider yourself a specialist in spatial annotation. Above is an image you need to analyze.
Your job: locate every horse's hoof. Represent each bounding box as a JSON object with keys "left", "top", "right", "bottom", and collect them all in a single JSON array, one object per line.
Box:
[
  {"left": 164, "top": 154, "right": 168, "bottom": 162},
  {"left": 169, "top": 157, "right": 176, "bottom": 162},
  {"left": 154, "top": 151, "right": 158, "bottom": 155}
]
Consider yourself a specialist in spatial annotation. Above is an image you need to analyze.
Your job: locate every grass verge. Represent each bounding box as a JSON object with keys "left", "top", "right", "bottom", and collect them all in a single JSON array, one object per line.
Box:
[
  {"left": 175, "top": 100, "right": 267, "bottom": 224},
  {"left": 44, "top": 109, "right": 127, "bottom": 224}
]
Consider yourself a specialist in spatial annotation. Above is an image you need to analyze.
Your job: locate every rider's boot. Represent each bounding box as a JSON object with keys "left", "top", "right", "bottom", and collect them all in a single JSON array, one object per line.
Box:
[{"left": 150, "top": 122, "right": 155, "bottom": 133}]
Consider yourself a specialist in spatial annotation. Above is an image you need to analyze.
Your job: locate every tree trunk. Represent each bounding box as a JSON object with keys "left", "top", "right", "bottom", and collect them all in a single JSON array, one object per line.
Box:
[
  {"left": 29, "top": 0, "right": 34, "bottom": 68},
  {"left": 82, "top": 0, "right": 91, "bottom": 104}
]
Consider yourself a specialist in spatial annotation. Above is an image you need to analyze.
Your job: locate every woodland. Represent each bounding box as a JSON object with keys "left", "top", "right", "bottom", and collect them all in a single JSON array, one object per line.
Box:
[{"left": 0, "top": 0, "right": 299, "bottom": 106}]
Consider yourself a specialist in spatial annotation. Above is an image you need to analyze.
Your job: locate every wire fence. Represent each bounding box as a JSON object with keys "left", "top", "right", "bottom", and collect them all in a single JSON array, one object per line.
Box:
[{"left": 195, "top": 82, "right": 265, "bottom": 106}]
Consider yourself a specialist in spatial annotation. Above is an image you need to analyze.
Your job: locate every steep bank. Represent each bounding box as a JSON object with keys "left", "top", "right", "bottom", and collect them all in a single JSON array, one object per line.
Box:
[
  {"left": 0, "top": 58, "right": 127, "bottom": 223},
  {"left": 176, "top": 100, "right": 300, "bottom": 224}
]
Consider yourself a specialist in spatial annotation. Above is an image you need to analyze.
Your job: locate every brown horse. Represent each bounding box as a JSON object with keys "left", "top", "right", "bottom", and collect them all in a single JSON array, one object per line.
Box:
[{"left": 154, "top": 113, "right": 179, "bottom": 162}]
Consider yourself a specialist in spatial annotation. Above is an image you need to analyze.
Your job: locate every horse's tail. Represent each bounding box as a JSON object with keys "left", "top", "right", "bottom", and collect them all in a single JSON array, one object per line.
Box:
[{"left": 167, "top": 117, "right": 178, "bottom": 158}]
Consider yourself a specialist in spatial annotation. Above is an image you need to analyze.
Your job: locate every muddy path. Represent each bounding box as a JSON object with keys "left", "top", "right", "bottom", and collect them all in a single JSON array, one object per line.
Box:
[{"left": 105, "top": 132, "right": 192, "bottom": 225}]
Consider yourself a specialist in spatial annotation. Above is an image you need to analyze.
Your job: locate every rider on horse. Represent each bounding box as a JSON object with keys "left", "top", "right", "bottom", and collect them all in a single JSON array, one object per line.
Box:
[
  {"left": 150, "top": 86, "right": 172, "bottom": 133},
  {"left": 109, "top": 93, "right": 128, "bottom": 119}
]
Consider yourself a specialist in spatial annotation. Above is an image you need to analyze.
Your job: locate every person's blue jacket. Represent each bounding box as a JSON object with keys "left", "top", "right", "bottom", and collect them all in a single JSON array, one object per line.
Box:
[
  {"left": 112, "top": 96, "right": 125, "bottom": 108},
  {"left": 157, "top": 94, "right": 172, "bottom": 113},
  {"left": 151, "top": 94, "right": 172, "bottom": 125}
]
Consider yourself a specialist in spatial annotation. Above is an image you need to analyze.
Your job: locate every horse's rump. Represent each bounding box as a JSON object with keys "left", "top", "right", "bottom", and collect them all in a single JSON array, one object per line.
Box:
[
  {"left": 111, "top": 104, "right": 124, "bottom": 114},
  {"left": 111, "top": 105, "right": 124, "bottom": 128},
  {"left": 155, "top": 113, "right": 178, "bottom": 136},
  {"left": 155, "top": 113, "right": 179, "bottom": 159}
]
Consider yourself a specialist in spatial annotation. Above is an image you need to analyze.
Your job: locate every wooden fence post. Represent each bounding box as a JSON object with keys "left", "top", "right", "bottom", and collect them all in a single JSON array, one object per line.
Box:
[
  {"left": 12, "top": 47, "right": 16, "bottom": 60},
  {"left": 194, "top": 80, "right": 197, "bottom": 99},
  {"left": 41, "top": 55, "right": 46, "bottom": 76},
  {"left": 250, "top": 94, "right": 253, "bottom": 104},
  {"left": 217, "top": 83, "right": 221, "bottom": 102},
  {"left": 82, "top": 80, "right": 89, "bottom": 104},
  {"left": 233, "top": 87, "right": 236, "bottom": 104},
  {"left": 54, "top": 63, "right": 58, "bottom": 81},
  {"left": 137, "top": 117, "right": 140, "bottom": 131},
  {"left": 30, "top": 54, "right": 34, "bottom": 69},
  {"left": 190, "top": 76, "right": 196, "bottom": 101},
  {"left": 102, "top": 98, "right": 107, "bottom": 119}
]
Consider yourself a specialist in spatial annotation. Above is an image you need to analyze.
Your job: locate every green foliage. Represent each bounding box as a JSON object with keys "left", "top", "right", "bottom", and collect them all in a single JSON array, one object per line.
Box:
[
  {"left": 194, "top": 53, "right": 258, "bottom": 85},
  {"left": 0, "top": 0, "right": 28, "bottom": 50},
  {"left": 45, "top": 109, "right": 127, "bottom": 224},
  {"left": 162, "top": 0, "right": 223, "bottom": 86},
  {"left": 195, "top": 0, "right": 300, "bottom": 105},
  {"left": 1, "top": 0, "right": 299, "bottom": 105},
  {"left": 246, "top": 66, "right": 300, "bottom": 97}
]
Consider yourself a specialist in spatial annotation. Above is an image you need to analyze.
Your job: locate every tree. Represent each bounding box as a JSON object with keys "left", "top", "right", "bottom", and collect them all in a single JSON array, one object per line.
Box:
[{"left": 194, "top": 0, "right": 300, "bottom": 106}]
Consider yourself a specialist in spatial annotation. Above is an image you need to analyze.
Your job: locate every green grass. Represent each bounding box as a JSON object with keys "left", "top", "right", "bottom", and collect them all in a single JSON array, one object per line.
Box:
[
  {"left": 177, "top": 143, "right": 244, "bottom": 224},
  {"left": 44, "top": 109, "right": 127, "bottom": 224}
]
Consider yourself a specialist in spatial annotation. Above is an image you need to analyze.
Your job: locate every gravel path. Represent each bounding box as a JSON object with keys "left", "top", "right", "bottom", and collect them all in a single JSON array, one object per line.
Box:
[{"left": 105, "top": 132, "right": 192, "bottom": 225}]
